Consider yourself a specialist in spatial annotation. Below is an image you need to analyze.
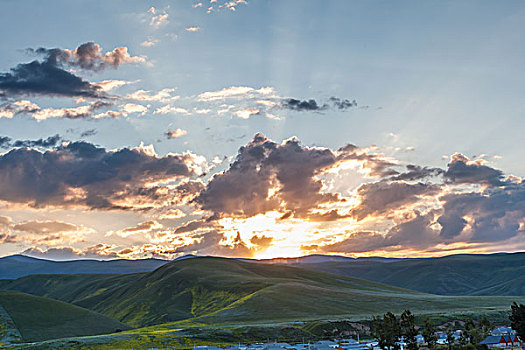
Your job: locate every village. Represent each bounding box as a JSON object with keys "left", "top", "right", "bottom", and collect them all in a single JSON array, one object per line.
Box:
[{"left": 144, "top": 325, "right": 522, "bottom": 350}]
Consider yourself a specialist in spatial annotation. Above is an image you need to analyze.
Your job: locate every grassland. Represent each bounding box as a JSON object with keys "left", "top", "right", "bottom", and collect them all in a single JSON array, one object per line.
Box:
[
  {"left": 0, "top": 291, "right": 130, "bottom": 342},
  {"left": 1, "top": 257, "right": 523, "bottom": 330}
]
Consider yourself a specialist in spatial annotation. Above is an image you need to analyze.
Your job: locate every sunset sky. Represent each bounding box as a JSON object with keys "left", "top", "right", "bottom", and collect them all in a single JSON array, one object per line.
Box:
[{"left": 0, "top": 0, "right": 524, "bottom": 260}]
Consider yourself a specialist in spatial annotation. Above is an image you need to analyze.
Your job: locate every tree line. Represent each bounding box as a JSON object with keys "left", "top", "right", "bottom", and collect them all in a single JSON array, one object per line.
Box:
[{"left": 372, "top": 302, "right": 525, "bottom": 350}]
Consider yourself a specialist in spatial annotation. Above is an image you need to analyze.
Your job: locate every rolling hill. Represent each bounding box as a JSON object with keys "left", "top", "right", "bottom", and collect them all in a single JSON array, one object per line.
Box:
[
  {"left": 1, "top": 257, "right": 523, "bottom": 329},
  {"left": 0, "top": 254, "right": 168, "bottom": 279},
  {"left": 0, "top": 291, "right": 130, "bottom": 342},
  {"left": 281, "top": 253, "right": 525, "bottom": 296}
]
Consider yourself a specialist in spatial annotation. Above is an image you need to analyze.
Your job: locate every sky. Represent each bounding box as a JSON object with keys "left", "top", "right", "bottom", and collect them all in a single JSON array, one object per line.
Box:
[{"left": 0, "top": 0, "right": 524, "bottom": 260}]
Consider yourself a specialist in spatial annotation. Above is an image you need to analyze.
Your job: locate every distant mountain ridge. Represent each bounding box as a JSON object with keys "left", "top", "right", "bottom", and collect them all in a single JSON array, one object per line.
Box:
[
  {"left": 0, "top": 254, "right": 168, "bottom": 279},
  {"left": 0, "top": 252, "right": 523, "bottom": 297}
]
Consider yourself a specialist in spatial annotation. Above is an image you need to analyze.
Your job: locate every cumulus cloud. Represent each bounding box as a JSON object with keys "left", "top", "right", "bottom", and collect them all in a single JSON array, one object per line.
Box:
[
  {"left": 195, "top": 133, "right": 345, "bottom": 219},
  {"left": 33, "top": 42, "right": 146, "bottom": 72},
  {"left": 0, "top": 141, "right": 205, "bottom": 210},
  {"left": 154, "top": 105, "right": 190, "bottom": 115},
  {"left": 165, "top": 128, "right": 187, "bottom": 139},
  {"left": 0, "top": 42, "right": 144, "bottom": 99},
  {"left": 444, "top": 153, "right": 505, "bottom": 186}
]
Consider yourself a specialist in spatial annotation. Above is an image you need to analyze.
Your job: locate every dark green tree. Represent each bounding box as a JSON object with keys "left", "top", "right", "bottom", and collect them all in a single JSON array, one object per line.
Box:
[
  {"left": 509, "top": 302, "right": 525, "bottom": 341},
  {"left": 400, "top": 310, "right": 418, "bottom": 350},
  {"left": 479, "top": 316, "right": 492, "bottom": 335},
  {"left": 445, "top": 327, "right": 455, "bottom": 350},
  {"left": 463, "top": 317, "right": 483, "bottom": 345},
  {"left": 373, "top": 312, "right": 401, "bottom": 350},
  {"left": 421, "top": 318, "right": 437, "bottom": 350}
]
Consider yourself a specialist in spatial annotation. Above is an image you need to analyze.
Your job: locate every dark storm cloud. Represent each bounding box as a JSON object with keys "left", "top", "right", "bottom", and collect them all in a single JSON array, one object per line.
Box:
[
  {"left": 282, "top": 98, "right": 328, "bottom": 111},
  {"left": 0, "top": 42, "right": 144, "bottom": 98},
  {"left": 329, "top": 97, "right": 357, "bottom": 110},
  {"left": 0, "top": 141, "right": 200, "bottom": 210},
  {"left": 437, "top": 181, "right": 525, "bottom": 242},
  {"left": 0, "top": 135, "right": 63, "bottom": 149},
  {"left": 0, "top": 60, "right": 103, "bottom": 98},
  {"left": 444, "top": 153, "right": 505, "bottom": 186},
  {"left": 281, "top": 96, "right": 358, "bottom": 112},
  {"left": 0, "top": 136, "right": 11, "bottom": 148}
]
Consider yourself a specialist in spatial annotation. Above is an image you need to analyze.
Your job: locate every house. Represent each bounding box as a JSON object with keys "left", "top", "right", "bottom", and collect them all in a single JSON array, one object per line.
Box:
[
  {"left": 480, "top": 334, "right": 521, "bottom": 348},
  {"left": 491, "top": 327, "right": 516, "bottom": 336}
]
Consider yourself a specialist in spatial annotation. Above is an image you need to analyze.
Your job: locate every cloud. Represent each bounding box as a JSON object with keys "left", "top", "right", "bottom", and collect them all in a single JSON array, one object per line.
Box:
[
  {"left": 0, "top": 42, "right": 144, "bottom": 99},
  {"left": 34, "top": 41, "right": 146, "bottom": 72},
  {"left": 329, "top": 97, "right": 358, "bottom": 110},
  {"left": 126, "top": 88, "right": 179, "bottom": 102},
  {"left": 147, "top": 7, "right": 169, "bottom": 28},
  {"left": 0, "top": 100, "right": 40, "bottom": 118},
  {"left": 154, "top": 105, "right": 190, "bottom": 115},
  {"left": 444, "top": 153, "right": 505, "bottom": 186},
  {"left": 115, "top": 220, "right": 163, "bottom": 237},
  {"left": 282, "top": 98, "right": 328, "bottom": 111},
  {"left": 197, "top": 86, "right": 276, "bottom": 102},
  {"left": 351, "top": 181, "right": 440, "bottom": 221},
  {"left": 320, "top": 212, "right": 438, "bottom": 253},
  {"left": 22, "top": 244, "right": 119, "bottom": 260},
  {"left": 80, "top": 129, "right": 97, "bottom": 138},
  {"left": 205, "top": 0, "right": 248, "bottom": 13},
  {"left": 281, "top": 96, "right": 358, "bottom": 112},
  {"left": 119, "top": 103, "right": 148, "bottom": 116},
  {"left": 0, "top": 220, "right": 88, "bottom": 246},
  {"left": 0, "top": 141, "right": 204, "bottom": 210},
  {"left": 194, "top": 133, "right": 344, "bottom": 219},
  {"left": 0, "top": 61, "right": 102, "bottom": 98},
  {"left": 165, "top": 128, "right": 187, "bottom": 139},
  {"left": 185, "top": 27, "right": 200, "bottom": 32},
  {"left": 141, "top": 38, "right": 159, "bottom": 47},
  {"left": 0, "top": 134, "right": 63, "bottom": 149}
]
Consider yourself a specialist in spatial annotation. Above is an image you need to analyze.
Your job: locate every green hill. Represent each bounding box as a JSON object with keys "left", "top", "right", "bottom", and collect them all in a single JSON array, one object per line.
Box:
[
  {"left": 1, "top": 257, "right": 523, "bottom": 329},
  {"left": 285, "top": 253, "right": 525, "bottom": 296},
  {"left": 0, "top": 291, "right": 130, "bottom": 342}
]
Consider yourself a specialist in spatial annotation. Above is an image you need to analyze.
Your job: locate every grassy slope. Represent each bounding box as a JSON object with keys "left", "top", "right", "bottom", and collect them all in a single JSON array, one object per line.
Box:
[
  {"left": 1, "top": 257, "right": 524, "bottom": 330},
  {"left": 290, "top": 253, "right": 525, "bottom": 296},
  {"left": 0, "top": 291, "right": 130, "bottom": 342}
]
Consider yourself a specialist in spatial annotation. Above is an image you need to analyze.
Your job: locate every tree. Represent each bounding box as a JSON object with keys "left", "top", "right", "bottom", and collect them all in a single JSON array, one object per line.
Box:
[
  {"left": 445, "top": 327, "right": 455, "bottom": 350},
  {"left": 509, "top": 302, "right": 525, "bottom": 341},
  {"left": 400, "top": 310, "right": 418, "bottom": 350},
  {"left": 373, "top": 312, "right": 401, "bottom": 350},
  {"left": 463, "top": 317, "right": 483, "bottom": 345},
  {"left": 421, "top": 318, "right": 437, "bottom": 350},
  {"left": 479, "top": 316, "right": 492, "bottom": 335}
]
